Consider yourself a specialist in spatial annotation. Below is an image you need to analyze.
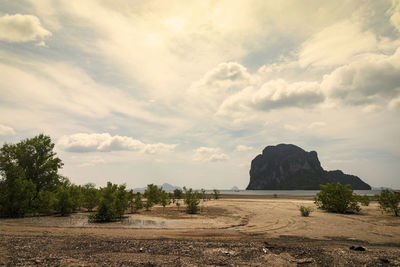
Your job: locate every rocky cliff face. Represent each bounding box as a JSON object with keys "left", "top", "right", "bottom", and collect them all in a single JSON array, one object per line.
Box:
[{"left": 246, "top": 144, "right": 371, "bottom": 190}]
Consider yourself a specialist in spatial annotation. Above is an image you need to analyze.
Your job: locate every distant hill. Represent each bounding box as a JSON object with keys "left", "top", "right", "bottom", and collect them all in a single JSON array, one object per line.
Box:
[
  {"left": 246, "top": 144, "right": 371, "bottom": 190},
  {"left": 132, "top": 183, "right": 181, "bottom": 192}
]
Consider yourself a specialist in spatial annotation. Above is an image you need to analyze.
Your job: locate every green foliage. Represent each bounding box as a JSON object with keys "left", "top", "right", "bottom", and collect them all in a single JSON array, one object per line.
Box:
[
  {"left": 0, "top": 134, "right": 63, "bottom": 193},
  {"left": 356, "top": 195, "right": 370, "bottom": 206},
  {"left": 144, "top": 184, "right": 161, "bottom": 207},
  {"left": 90, "top": 182, "right": 129, "bottom": 222},
  {"left": 299, "top": 206, "right": 313, "bottom": 217},
  {"left": 173, "top": 188, "right": 183, "bottom": 200},
  {"left": 36, "top": 190, "right": 57, "bottom": 215},
  {"left": 115, "top": 184, "right": 129, "bottom": 218},
  {"left": 213, "top": 189, "right": 220, "bottom": 200},
  {"left": 160, "top": 190, "right": 171, "bottom": 210},
  {"left": 82, "top": 183, "right": 99, "bottom": 212},
  {"left": 200, "top": 188, "right": 206, "bottom": 201},
  {"left": 69, "top": 184, "right": 84, "bottom": 212},
  {"left": 0, "top": 134, "right": 64, "bottom": 217},
  {"left": 315, "top": 183, "right": 362, "bottom": 214},
  {"left": 144, "top": 198, "right": 153, "bottom": 211},
  {"left": 377, "top": 190, "right": 400, "bottom": 216},
  {"left": 184, "top": 188, "right": 200, "bottom": 214},
  {"left": 130, "top": 192, "right": 143, "bottom": 213},
  {"left": 55, "top": 184, "right": 74, "bottom": 216},
  {"left": 0, "top": 176, "right": 36, "bottom": 218}
]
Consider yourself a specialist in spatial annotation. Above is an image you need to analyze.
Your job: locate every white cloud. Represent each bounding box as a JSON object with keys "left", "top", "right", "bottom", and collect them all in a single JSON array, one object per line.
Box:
[
  {"left": 321, "top": 48, "right": 400, "bottom": 105},
  {"left": 388, "top": 97, "right": 400, "bottom": 110},
  {"left": 389, "top": 0, "right": 400, "bottom": 32},
  {"left": 308, "top": 121, "right": 327, "bottom": 129},
  {"left": 0, "top": 124, "right": 15, "bottom": 135},
  {"left": 0, "top": 60, "right": 165, "bottom": 123},
  {"left": 299, "top": 20, "right": 378, "bottom": 67},
  {"left": 235, "top": 145, "right": 253, "bottom": 152},
  {"left": 187, "top": 62, "right": 251, "bottom": 111},
  {"left": 78, "top": 157, "right": 105, "bottom": 167},
  {"left": 0, "top": 14, "right": 51, "bottom": 43},
  {"left": 193, "top": 147, "right": 229, "bottom": 162},
  {"left": 218, "top": 79, "right": 324, "bottom": 116},
  {"left": 57, "top": 133, "right": 176, "bottom": 154},
  {"left": 284, "top": 124, "right": 299, "bottom": 131}
]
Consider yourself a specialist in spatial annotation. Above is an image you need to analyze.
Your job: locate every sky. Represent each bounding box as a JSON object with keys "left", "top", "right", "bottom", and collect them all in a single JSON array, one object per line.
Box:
[{"left": 0, "top": 0, "right": 399, "bottom": 189}]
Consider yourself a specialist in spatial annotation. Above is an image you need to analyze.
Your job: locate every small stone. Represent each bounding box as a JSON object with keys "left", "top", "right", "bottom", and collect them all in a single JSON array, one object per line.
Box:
[
  {"left": 380, "top": 258, "right": 390, "bottom": 263},
  {"left": 139, "top": 247, "right": 144, "bottom": 253},
  {"left": 349, "top": 246, "right": 366, "bottom": 251}
]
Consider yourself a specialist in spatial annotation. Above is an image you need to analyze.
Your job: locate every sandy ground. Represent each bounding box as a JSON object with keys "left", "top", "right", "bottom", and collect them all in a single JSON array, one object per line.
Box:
[{"left": 1, "top": 196, "right": 400, "bottom": 266}]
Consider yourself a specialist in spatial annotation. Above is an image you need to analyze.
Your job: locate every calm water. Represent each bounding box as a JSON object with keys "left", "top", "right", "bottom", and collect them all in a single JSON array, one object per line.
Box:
[{"left": 215, "top": 189, "right": 382, "bottom": 196}]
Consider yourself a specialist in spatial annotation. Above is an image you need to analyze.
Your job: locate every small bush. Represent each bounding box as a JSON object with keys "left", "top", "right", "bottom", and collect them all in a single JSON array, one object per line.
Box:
[
  {"left": 356, "top": 195, "right": 370, "bottom": 206},
  {"left": 184, "top": 188, "right": 200, "bottom": 214},
  {"left": 377, "top": 189, "right": 400, "bottom": 216},
  {"left": 299, "top": 206, "right": 313, "bottom": 217},
  {"left": 90, "top": 182, "right": 129, "bottom": 222},
  {"left": 130, "top": 192, "right": 143, "bottom": 213},
  {"left": 315, "top": 183, "right": 362, "bottom": 214},
  {"left": 213, "top": 189, "right": 220, "bottom": 200}
]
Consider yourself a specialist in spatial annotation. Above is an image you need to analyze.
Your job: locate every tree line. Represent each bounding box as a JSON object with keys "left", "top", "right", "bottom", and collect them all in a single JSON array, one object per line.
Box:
[{"left": 0, "top": 135, "right": 221, "bottom": 221}]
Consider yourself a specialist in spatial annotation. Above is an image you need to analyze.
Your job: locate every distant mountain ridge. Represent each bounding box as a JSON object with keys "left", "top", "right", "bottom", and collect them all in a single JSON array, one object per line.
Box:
[
  {"left": 132, "top": 183, "right": 181, "bottom": 192},
  {"left": 246, "top": 144, "right": 371, "bottom": 190}
]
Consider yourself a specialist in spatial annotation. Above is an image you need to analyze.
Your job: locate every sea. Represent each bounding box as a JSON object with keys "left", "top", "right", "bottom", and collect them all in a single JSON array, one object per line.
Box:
[{"left": 214, "top": 190, "right": 382, "bottom": 196}]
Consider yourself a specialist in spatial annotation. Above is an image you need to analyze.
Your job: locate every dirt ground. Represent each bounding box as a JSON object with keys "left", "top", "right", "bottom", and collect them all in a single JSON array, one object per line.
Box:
[{"left": 1, "top": 196, "right": 400, "bottom": 266}]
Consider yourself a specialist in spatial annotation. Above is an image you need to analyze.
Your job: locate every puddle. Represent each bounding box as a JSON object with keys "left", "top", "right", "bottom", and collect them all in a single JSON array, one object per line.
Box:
[
  {"left": 8, "top": 214, "right": 180, "bottom": 229},
  {"left": 121, "top": 218, "right": 170, "bottom": 228}
]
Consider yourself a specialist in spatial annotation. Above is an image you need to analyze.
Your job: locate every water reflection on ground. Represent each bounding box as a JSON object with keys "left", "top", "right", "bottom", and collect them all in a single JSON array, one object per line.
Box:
[{"left": 5, "top": 214, "right": 179, "bottom": 229}]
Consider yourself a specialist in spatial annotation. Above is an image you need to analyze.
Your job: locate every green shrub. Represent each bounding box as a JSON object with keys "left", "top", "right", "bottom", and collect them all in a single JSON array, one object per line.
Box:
[
  {"left": 160, "top": 190, "right": 171, "bottom": 211},
  {"left": 36, "top": 190, "right": 57, "bottom": 215},
  {"left": 315, "top": 183, "right": 362, "bottom": 214},
  {"left": 356, "top": 195, "right": 370, "bottom": 206},
  {"left": 82, "top": 183, "right": 99, "bottom": 212},
  {"left": 377, "top": 190, "right": 400, "bottom": 216},
  {"left": 0, "top": 176, "right": 36, "bottom": 218},
  {"left": 143, "top": 184, "right": 162, "bottom": 210},
  {"left": 299, "top": 206, "right": 313, "bottom": 217},
  {"left": 90, "top": 182, "right": 129, "bottom": 222},
  {"left": 55, "top": 185, "right": 74, "bottom": 216},
  {"left": 213, "top": 189, "right": 220, "bottom": 200},
  {"left": 184, "top": 188, "right": 200, "bottom": 214},
  {"left": 130, "top": 192, "right": 143, "bottom": 213},
  {"left": 173, "top": 188, "right": 183, "bottom": 200}
]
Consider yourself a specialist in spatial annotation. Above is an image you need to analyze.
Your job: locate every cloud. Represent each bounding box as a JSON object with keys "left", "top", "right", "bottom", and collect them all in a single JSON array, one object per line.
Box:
[
  {"left": 321, "top": 48, "right": 400, "bottom": 105},
  {"left": 235, "top": 145, "right": 253, "bottom": 152},
  {"left": 0, "top": 60, "right": 164, "bottom": 123},
  {"left": 0, "top": 124, "right": 15, "bottom": 135},
  {"left": 308, "top": 121, "right": 327, "bottom": 129},
  {"left": 388, "top": 97, "right": 400, "bottom": 110},
  {"left": 193, "top": 147, "right": 229, "bottom": 162},
  {"left": 57, "top": 133, "right": 176, "bottom": 154},
  {"left": 0, "top": 14, "right": 51, "bottom": 43},
  {"left": 390, "top": 0, "right": 400, "bottom": 32},
  {"left": 218, "top": 79, "right": 324, "bottom": 116},
  {"left": 299, "top": 20, "right": 378, "bottom": 67},
  {"left": 187, "top": 62, "right": 251, "bottom": 111}
]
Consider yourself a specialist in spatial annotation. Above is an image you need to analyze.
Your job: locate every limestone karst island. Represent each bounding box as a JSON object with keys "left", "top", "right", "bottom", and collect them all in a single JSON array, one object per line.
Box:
[{"left": 247, "top": 144, "right": 371, "bottom": 190}]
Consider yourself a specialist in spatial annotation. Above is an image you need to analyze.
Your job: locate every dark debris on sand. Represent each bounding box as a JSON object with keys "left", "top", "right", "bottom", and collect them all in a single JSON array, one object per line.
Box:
[{"left": 1, "top": 233, "right": 400, "bottom": 266}]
